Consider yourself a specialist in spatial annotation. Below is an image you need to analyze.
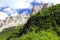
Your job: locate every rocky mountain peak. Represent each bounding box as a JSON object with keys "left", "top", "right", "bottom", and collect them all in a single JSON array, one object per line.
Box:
[
  {"left": 0, "top": 14, "right": 30, "bottom": 32},
  {"left": 0, "top": 3, "right": 52, "bottom": 32},
  {"left": 31, "top": 3, "right": 52, "bottom": 15},
  {"left": 42, "top": 3, "right": 52, "bottom": 10}
]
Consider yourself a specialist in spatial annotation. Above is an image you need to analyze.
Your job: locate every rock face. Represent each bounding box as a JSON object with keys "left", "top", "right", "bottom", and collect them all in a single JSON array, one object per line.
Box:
[
  {"left": 42, "top": 3, "right": 52, "bottom": 10},
  {"left": 31, "top": 3, "right": 52, "bottom": 15},
  {"left": 0, "top": 3, "right": 52, "bottom": 32},
  {"left": 31, "top": 5, "right": 42, "bottom": 15},
  {"left": 0, "top": 14, "right": 30, "bottom": 32}
]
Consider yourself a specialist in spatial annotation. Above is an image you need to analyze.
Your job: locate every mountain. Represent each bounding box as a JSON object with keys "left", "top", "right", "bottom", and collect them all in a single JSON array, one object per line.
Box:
[
  {"left": 0, "top": 13, "right": 30, "bottom": 32},
  {"left": 30, "top": 3, "right": 52, "bottom": 15},
  {"left": 0, "top": 3, "right": 52, "bottom": 32},
  {"left": 0, "top": 3, "right": 60, "bottom": 40},
  {"left": 11, "top": 4, "right": 60, "bottom": 40},
  {"left": 18, "top": 4, "right": 60, "bottom": 40}
]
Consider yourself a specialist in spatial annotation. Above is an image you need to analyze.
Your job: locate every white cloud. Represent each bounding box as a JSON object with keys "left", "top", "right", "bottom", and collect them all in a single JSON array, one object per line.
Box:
[
  {"left": 39, "top": 0, "right": 60, "bottom": 5},
  {"left": 3, "top": 7, "right": 19, "bottom": 16},
  {"left": 0, "top": 0, "right": 32, "bottom": 9},
  {"left": 0, "top": 0, "right": 60, "bottom": 20},
  {"left": 53, "top": 0, "right": 60, "bottom": 5},
  {"left": 0, "top": 7, "right": 19, "bottom": 20},
  {"left": 10, "top": 11, "right": 19, "bottom": 16},
  {"left": 0, "top": 12, "right": 8, "bottom": 20},
  {"left": 0, "top": 0, "right": 60, "bottom": 8},
  {"left": 7, "top": 0, "right": 28, "bottom": 9}
]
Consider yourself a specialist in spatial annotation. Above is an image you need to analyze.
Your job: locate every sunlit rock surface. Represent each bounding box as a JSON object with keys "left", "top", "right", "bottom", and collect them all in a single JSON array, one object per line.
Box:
[{"left": 0, "top": 14, "right": 30, "bottom": 32}]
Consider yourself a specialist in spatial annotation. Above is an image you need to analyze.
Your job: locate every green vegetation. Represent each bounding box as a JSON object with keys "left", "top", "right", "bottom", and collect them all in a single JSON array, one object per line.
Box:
[
  {"left": 0, "top": 25, "right": 24, "bottom": 40},
  {"left": 10, "top": 30, "right": 59, "bottom": 40},
  {"left": 0, "top": 4, "right": 60, "bottom": 40}
]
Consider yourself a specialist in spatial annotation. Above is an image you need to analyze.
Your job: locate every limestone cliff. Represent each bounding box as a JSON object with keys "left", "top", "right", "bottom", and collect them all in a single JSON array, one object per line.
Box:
[{"left": 0, "top": 14, "right": 30, "bottom": 32}]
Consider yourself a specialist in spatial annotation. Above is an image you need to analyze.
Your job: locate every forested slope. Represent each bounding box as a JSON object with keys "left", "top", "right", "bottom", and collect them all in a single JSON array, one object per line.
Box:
[{"left": 0, "top": 4, "right": 60, "bottom": 40}]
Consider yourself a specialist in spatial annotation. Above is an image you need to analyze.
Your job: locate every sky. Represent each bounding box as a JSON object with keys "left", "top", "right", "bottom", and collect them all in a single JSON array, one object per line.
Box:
[{"left": 0, "top": 0, "right": 60, "bottom": 20}]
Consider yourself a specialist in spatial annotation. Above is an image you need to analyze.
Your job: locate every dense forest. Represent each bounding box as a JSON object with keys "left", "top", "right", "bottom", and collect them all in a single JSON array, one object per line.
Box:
[{"left": 0, "top": 4, "right": 60, "bottom": 40}]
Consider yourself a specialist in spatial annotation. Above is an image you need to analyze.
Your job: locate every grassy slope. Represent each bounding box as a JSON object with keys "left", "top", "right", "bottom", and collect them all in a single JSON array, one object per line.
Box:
[
  {"left": 0, "top": 4, "right": 60, "bottom": 40},
  {"left": 0, "top": 25, "right": 24, "bottom": 40}
]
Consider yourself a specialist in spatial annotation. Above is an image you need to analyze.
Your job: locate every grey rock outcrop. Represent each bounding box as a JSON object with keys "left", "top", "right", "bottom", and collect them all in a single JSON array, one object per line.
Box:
[
  {"left": 42, "top": 3, "right": 52, "bottom": 10},
  {"left": 31, "top": 5, "right": 43, "bottom": 15},
  {"left": 31, "top": 3, "right": 52, "bottom": 15},
  {"left": 0, "top": 14, "right": 30, "bottom": 32}
]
